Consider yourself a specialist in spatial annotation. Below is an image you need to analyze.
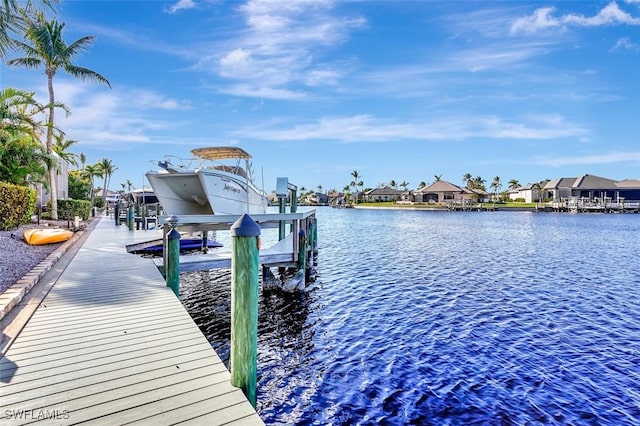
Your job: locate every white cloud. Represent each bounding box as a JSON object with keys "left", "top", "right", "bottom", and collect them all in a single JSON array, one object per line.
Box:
[
  {"left": 210, "top": 0, "right": 365, "bottom": 99},
  {"left": 232, "top": 113, "right": 588, "bottom": 143},
  {"left": 166, "top": 0, "right": 197, "bottom": 14},
  {"left": 610, "top": 37, "right": 639, "bottom": 51},
  {"left": 537, "top": 152, "right": 640, "bottom": 167},
  {"left": 44, "top": 80, "right": 191, "bottom": 147},
  {"left": 511, "top": 2, "right": 640, "bottom": 34}
]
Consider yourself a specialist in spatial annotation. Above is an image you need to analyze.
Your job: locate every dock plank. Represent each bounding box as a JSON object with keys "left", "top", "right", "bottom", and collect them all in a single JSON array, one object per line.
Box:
[{"left": 0, "top": 215, "right": 263, "bottom": 425}]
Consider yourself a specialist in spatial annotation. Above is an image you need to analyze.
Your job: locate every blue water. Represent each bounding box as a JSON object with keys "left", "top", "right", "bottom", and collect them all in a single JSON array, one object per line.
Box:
[{"left": 179, "top": 208, "right": 640, "bottom": 425}]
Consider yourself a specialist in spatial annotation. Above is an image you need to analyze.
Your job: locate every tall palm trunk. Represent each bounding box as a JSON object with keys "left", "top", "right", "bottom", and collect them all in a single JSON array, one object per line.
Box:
[{"left": 46, "top": 72, "right": 58, "bottom": 219}]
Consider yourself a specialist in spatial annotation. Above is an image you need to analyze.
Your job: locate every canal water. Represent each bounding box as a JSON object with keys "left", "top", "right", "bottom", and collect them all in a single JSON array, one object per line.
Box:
[{"left": 179, "top": 207, "right": 640, "bottom": 425}]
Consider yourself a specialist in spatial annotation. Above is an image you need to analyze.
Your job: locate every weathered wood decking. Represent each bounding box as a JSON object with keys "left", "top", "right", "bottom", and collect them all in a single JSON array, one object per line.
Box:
[{"left": 0, "top": 215, "right": 263, "bottom": 425}]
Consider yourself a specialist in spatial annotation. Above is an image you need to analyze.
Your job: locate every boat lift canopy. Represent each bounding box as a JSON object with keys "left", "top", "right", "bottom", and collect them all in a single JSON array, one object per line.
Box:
[{"left": 191, "top": 147, "right": 252, "bottom": 160}]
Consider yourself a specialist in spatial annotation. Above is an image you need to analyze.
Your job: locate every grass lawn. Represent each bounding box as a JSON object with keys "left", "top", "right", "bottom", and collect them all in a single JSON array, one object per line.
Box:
[{"left": 356, "top": 201, "right": 538, "bottom": 209}]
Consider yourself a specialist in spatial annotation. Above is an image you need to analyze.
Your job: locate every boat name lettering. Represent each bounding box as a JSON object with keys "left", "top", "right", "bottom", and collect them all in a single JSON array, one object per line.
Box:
[{"left": 224, "top": 183, "right": 241, "bottom": 193}]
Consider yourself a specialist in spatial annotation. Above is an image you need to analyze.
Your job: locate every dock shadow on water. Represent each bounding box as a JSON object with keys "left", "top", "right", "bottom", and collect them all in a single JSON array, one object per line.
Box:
[{"left": 179, "top": 207, "right": 640, "bottom": 425}]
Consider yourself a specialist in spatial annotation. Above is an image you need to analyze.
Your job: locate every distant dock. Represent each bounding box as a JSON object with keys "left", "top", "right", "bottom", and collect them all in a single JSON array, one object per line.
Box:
[{"left": 0, "top": 215, "right": 263, "bottom": 425}]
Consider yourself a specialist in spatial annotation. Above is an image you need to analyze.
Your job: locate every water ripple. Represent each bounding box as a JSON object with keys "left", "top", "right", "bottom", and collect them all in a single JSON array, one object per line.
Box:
[{"left": 180, "top": 209, "right": 640, "bottom": 425}]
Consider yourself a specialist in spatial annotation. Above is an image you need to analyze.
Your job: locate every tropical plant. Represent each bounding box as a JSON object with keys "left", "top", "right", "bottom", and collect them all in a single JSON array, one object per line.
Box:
[
  {"left": 52, "top": 133, "right": 78, "bottom": 168},
  {"left": 7, "top": 12, "right": 111, "bottom": 218},
  {"left": 531, "top": 182, "right": 543, "bottom": 206},
  {"left": 350, "top": 170, "right": 363, "bottom": 203},
  {"left": 472, "top": 176, "right": 486, "bottom": 191},
  {"left": 418, "top": 181, "right": 426, "bottom": 189},
  {"left": 68, "top": 169, "right": 89, "bottom": 199},
  {"left": 0, "top": 87, "right": 51, "bottom": 185},
  {"left": 83, "top": 163, "right": 102, "bottom": 206},
  {"left": 400, "top": 181, "right": 409, "bottom": 191},
  {"left": 434, "top": 174, "right": 442, "bottom": 182},
  {"left": 490, "top": 176, "right": 502, "bottom": 201},
  {"left": 0, "top": 0, "right": 57, "bottom": 59},
  {"left": 96, "top": 158, "right": 116, "bottom": 200},
  {"left": 463, "top": 173, "right": 473, "bottom": 188},
  {"left": 508, "top": 179, "right": 520, "bottom": 191}
]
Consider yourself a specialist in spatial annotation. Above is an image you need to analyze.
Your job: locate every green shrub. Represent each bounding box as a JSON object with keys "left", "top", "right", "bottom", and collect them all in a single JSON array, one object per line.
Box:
[
  {"left": 0, "top": 182, "right": 36, "bottom": 230},
  {"left": 57, "top": 198, "right": 92, "bottom": 221},
  {"left": 93, "top": 197, "right": 105, "bottom": 208}
]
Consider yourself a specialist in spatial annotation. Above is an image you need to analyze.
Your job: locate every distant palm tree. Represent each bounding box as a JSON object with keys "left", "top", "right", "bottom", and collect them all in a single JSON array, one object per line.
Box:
[
  {"left": 400, "top": 181, "right": 409, "bottom": 191},
  {"left": 317, "top": 184, "right": 323, "bottom": 193},
  {"left": 463, "top": 173, "right": 473, "bottom": 188},
  {"left": 52, "top": 133, "right": 79, "bottom": 168},
  {"left": 531, "top": 182, "right": 543, "bottom": 206},
  {"left": 96, "top": 158, "right": 116, "bottom": 201},
  {"left": 475, "top": 176, "right": 486, "bottom": 191},
  {"left": 125, "top": 179, "right": 133, "bottom": 192},
  {"left": 418, "top": 181, "right": 426, "bottom": 189},
  {"left": 389, "top": 179, "right": 397, "bottom": 189},
  {"left": 7, "top": 12, "right": 111, "bottom": 219},
  {"left": 434, "top": 174, "right": 442, "bottom": 182},
  {"left": 79, "top": 152, "right": 86, "bottom": 170},
  {"left": 350, "top": 170, "right": 362, "bottom": 203},
  {"left": 490, "top": 176, "right": 502, "bottom": 201},
  {"left": 83, "top": 164, "right": 101, "bottom": 207},
  {"left": 508, "top": 179, "right": 520, "bottom": 190}
]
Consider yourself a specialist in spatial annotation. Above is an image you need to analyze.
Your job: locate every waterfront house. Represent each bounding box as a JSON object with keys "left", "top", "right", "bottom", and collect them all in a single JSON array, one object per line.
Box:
[
  {"left": 544, "top": 174, "right": 640, "bottom": 202},
  {"left": 508, "top": 180, "right": 550, "bottom": 203},
  {"left": 364, "top": 186, "right": 404, "bottom": 202},
  {"left": 412, "top": 180, "right": 486, "bottom": 204}
]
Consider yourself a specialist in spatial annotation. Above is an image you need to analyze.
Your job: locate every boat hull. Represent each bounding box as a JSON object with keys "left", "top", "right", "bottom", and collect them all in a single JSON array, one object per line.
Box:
[
  {"left": 146, "top": 169, "right": 267, "bottom": 216},
  {"left": 145, "top": 171, "right": 213, "bottom": 216},
  {"left": 196, "top": 169, "right": 267, "bottom": 215},
  {"left": 23, "top": 228, "right": 73, "bottom": 245}
]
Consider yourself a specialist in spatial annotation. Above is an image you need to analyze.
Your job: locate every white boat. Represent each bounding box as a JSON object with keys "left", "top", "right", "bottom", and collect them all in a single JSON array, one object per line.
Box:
[{"left": 145, "top": 147, "right": 268, "bottom": 216}]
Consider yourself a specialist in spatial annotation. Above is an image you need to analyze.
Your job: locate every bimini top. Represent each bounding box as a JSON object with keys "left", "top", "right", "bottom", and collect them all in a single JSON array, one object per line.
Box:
[{"left": 191, "top": 147, "right": 252, "bottom": 160}]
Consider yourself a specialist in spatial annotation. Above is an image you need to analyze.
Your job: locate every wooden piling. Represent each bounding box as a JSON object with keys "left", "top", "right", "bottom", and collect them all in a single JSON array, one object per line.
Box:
[
  {"left": 127, "top": 206, "right": 134, "bottom": 230},
  {"left": 166, "top": 226, "right": 181, "bottom": 296},
  {"left": 298, "top": 229, "right": 307, "bottom": 276},
  {"left": 230, "top": 214, "right": 260, "bottom": 408}
]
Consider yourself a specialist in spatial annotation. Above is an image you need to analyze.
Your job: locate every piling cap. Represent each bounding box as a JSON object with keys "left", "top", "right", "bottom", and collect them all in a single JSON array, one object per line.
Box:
[{"left": 231, "top": 213, "right": 261, "bottom": 237}]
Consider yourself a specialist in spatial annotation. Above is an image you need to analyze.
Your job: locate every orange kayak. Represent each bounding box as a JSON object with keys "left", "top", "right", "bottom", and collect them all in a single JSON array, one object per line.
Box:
[{"left": 23, "top": 228, "right": 73, "bottom": 245}]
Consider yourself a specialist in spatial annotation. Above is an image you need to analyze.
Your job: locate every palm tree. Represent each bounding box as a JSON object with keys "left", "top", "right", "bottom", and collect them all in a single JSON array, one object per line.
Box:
[
  {"left": 0, "top": 0, "right": 57, "bottom": 59},
  {"left": 472, "top": 176, "right": 486, "bottom": 191},
  {"left": 52, "top": 133, "right": 79, "bottom": 168},
  {"left": 508, "top": 179, "right": 520, "bottom": 190},
  {"left": 78, "top": 152, "right": 86, "bottom": 170},
  {"left": 531, "top": 182, "right": 543, "bottom": 206},
  {"left": 7, "top": 12, "right": 111, "bottom": 219},
  {"left": 463, "top": 173, "right": 473, "bottom": 188},
  {"left": 434, "top": 174, "right": 442, "bottom": 182},
  {"left": 350, "top": 170, "right": 361, "bottom": 204},
  {"left": 83, "top": 163, "right": 101, "bottom": 206},
  {"left": 490, "top": 176, "right": 502, "bottom": 201},
  {"left": 418, "top": 181, "right": 426, "bottom": 189},
  {"left": 389, "top": 179, "right": 397, "bottom": 189},
  {"left": 0, "top": 87, "right": 50, "bottom": 185},
  {"left": 400, "top": 181, "right": 409, "bottom": 191},
  {"left": 96, "top": 158, "right": 116, "bottom": 201}
]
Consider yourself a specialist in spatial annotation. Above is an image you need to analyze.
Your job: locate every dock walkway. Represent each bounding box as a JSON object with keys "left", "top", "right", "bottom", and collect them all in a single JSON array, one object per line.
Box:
[{"left": 0, "top": 215, "right": 263, "bottom": 425}]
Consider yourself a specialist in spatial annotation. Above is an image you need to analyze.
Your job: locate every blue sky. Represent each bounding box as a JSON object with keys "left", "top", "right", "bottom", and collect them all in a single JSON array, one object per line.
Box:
[{"left": 2, "top": 0, "right": 639, "bottom": 193}]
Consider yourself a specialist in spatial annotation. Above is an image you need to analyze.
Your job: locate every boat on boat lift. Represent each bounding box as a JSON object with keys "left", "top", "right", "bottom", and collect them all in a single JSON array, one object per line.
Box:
[{"left": 145, "top": 147, "right": 268, "bottom": 216}]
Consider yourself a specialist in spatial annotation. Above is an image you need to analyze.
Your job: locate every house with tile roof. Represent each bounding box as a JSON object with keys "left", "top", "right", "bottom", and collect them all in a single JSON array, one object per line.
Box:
[
  {"left": 543, "top": 174, "right": 640, "bottom": 202},
  {"left": 412, "top": 180, "right": 487, "bottom": 204},
  {"left": 364, "top": 186, "right": 404, "bottom": 202}
]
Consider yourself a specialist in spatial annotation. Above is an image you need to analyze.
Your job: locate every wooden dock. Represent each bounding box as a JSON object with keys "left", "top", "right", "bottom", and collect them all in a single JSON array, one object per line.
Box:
[
  {"left": 151, "top": 211, "right": 317, "bottom": 274},
  {"left": 0, "top": 215, "right": 263, "bottom": 425}
]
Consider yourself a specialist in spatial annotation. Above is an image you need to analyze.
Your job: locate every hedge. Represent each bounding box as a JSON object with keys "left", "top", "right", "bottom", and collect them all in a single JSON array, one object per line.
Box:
[{"left": 0, "top": 182, "right": 36, "bottom": 231}]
